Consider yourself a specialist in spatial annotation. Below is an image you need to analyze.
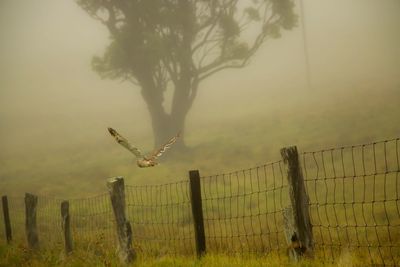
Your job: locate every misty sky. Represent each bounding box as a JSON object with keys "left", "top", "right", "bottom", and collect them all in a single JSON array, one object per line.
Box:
[{"left": 0, "top": 0, "right": 399, "bottom": 174}]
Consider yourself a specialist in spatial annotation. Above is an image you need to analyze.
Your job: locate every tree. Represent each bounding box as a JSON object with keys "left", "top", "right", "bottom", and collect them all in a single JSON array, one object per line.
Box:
[{"left": 76, "top": 0, "right": 297, "bottom": 148}]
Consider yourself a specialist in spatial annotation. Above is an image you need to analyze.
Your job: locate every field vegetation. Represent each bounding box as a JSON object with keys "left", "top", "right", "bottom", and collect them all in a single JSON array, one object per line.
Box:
[
  {"left": 1, "top": 86, "right": 398, "bottom": 197},
  {"left": 0, "top": 242, "right": 371, "bottom": 267},
  {"left": 0, "top": 85, "right": 399, "bottom": 266}
]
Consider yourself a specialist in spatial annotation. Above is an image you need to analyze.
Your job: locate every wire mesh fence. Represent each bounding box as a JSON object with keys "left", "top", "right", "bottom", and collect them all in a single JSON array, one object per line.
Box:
[
  {"left": 36, "top": 196, "right": 63, "bottom": 248},
  {"left": 201, "top": 161, "right": 289, "bottom": 255},
  {"left": 69, "top": 193, "right": 116, "bottom": 248},
  {"left": 302, "top": 138, "right": 400, "bottom": 266},
  {"left": 0, "top": 194, "right": 116, "bottom": 250},
  {"left": 125, "top": 181, "right": 195, "bottom": 256},
  {"left": 0, "top": 137, "right": 399, "bottom": 265}
]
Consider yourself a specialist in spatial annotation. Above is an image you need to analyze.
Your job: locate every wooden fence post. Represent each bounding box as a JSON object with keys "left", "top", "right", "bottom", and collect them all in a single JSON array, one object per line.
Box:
[
  {"left": 2, "top": 196, "right": 12, "bottom": 243},
  {"left": 281, "top": 146, "right": 313, "bottom": 259},
  {"left": 107, "top": 177, "right": 135, "bottom": 263},
  {"left": 189, "top": 170, "right": 206, "bottom": 257},
  {"left": 283, "top": 207, "right": 299, "bottom": 261},
  {"left": 61, "top": 200, "right": 73, "bottom": 254},
  {"left": 25, "top": 193, "right": 39, "bottom": 249}
]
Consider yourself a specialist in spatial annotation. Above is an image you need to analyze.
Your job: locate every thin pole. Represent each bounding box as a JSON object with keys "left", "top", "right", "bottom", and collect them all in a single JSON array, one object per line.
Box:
[
  {"left": 299, "top": 0, "right": 312, "bottom": 90},
  {"left": 2, "top": 196, "right": 12, "bottom": 243},
  {"left": 61, "top": 200, "right": 73, "bottom": 254},
  {"left": 189, "top": 170, "right": 206, "bottom": 257},
  {"left": 25, "top": 193, "right": 39, "bottom": 249}
]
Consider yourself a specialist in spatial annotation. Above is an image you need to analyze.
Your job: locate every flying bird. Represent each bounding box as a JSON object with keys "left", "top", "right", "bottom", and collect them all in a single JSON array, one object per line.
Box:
[{"left": 108, "top": 127, "right": 180, "bottom": 168}]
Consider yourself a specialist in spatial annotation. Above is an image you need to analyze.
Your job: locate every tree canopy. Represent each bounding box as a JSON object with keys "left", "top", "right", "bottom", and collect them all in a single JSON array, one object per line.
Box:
[{"left": 77, "top": 0, "right": 297, "bottom": 147}]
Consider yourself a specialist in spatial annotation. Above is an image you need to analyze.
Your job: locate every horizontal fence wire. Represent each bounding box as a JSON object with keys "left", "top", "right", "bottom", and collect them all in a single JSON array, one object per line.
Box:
[
  {"left": 69, "top": 193, "right": 116, "bottom": 248},
  {"left": 126, "top": 181, "right": 195, "bottom": 256},
  {"left": 36, "top": 196, "right": 63, "bottom": 249},
  {"left": 0, "top": 194, "right": 116, "bottom": 249},
  {"left": 201, "top": 161, "right": 289, "bottom": 256},
  {"left": 1, "top": 137, "right": 399, "bottom": 266},
  {"left": 301, "top": 138, "right": 400, "bottom": 266}
]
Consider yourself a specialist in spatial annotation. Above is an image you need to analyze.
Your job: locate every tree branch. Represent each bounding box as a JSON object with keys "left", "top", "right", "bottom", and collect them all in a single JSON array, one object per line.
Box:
[{"left": 197, "top": 2, "right": 281, "bottom": 81}]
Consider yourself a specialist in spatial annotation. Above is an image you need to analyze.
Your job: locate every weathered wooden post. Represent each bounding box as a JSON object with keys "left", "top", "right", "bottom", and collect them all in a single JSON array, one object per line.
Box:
[
  {"left": 281, "top": 146, "right": 313, "bottom": 259},
  {"left": 107, "top": 177, "right": 135, "bottom": 263},
  {"left": 189, "top": 170, "right": 206, "bottom": 257},
  {"left": 61, "top": 200, "right": 73, "bottom": 254},
  {"left": 283, "top": 207, "right": 299, "bottom": 261},
  {"left": 2, "top": 196, "right": 12, "bottom": 243},
  {"left": 25, "top": 193, "right": 39, "bottom": 249}
]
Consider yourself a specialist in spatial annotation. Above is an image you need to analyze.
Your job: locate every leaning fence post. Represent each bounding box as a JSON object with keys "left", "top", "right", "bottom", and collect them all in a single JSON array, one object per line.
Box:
[
  {"left": 25, "top": 193, "right": 39, "bottom": 249},
  {"left": 107, "top": 177, "right": 135, "bottom": 263},
  {"left": 189, "top": 170, "right": 206, "bottom": 257},
  {"left": 281, "top": 146, "right": 313, "bottom": 259},
  {"left": 2, "top": 196, "right": 12, "bottom": 243},
  {"left": 61, "top": 200, "right": 73, "bottom": 254}
]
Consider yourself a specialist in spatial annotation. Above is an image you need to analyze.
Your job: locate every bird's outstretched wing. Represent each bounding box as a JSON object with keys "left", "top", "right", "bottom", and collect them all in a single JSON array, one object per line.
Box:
[
  {"left": 148, "top": 132, "right": 180, "bottom": 161},
  {"left": 108, "top": 127, "right": 143, "bottom": 158}
]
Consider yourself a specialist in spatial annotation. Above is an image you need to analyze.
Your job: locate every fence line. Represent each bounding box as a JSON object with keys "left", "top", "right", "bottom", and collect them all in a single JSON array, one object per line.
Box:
[
  {"left": 1, "top": 137, "right": 399, "bottom": 266},
  {"left": 201, "top": 160, "right": 289, "bottom": 256},
  {"left": 301, "top": 138, "right": 400, "bottom": 265},
  {"left": 1, "top": 194, "right": 116, "bottom": 250},
  {"left": 126, "top": 180, "right": 195, "bottom": 256},
  {"left": 69, "top": 193, "right": 116, "bottom": 247}
]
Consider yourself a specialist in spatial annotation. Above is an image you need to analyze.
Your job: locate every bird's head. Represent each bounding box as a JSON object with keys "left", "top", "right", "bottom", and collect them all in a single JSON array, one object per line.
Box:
[{"left": 108, "top": 127, "right": 117, "bottom": 137}]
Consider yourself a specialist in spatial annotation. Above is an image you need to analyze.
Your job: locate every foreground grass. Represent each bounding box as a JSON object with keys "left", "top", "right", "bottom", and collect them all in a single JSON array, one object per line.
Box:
[
  {"left": 0, "top": 243, "right": 364, "bottom": 267},
  {"left": 0, "top": 87, "right": 399, "bottom": 266}
]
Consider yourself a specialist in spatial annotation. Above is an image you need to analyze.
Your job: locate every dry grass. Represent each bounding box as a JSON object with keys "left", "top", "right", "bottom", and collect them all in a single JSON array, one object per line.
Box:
[{"left": 0, "top": 241, "right": 376, "bottom": 267}]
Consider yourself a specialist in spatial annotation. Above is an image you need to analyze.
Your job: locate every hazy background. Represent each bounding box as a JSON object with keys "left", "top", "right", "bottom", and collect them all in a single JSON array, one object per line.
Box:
[{"left": 0, "top": 0, "right": 399, "bottom": 197}]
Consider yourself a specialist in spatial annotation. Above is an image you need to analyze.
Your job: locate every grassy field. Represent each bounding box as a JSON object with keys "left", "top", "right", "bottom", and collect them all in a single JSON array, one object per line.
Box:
[
  {"left": 0, "top": 86, "right": 399, "bottom": 266},
  {"left": 0, "top": 86, "right": 399, "bottom": 197},
  {"left": 0, "top": 242, "right": 375, "bottom": 267}
]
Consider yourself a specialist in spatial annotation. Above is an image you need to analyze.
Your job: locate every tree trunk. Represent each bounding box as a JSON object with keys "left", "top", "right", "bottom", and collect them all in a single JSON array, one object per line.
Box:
[
  {"left": 139, "top": 80, "right": 190, "bottom": 151},
  {"left": 151, "top": 107, "right": 188, "bottom": 151},
  {"left": 137, "top": 39, "right": 195, "bottom": 151}
]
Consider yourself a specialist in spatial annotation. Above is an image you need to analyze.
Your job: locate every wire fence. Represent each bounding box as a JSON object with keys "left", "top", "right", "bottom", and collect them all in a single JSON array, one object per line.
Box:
[
  {"left": 0, "top": 138, "right": 399, "bottom": 265},
  {"left": 69, "top": 193, "right": 116, "bottom": 247},
  {"left": 0, "top": 194, "right": 116, "bottom": 250},
  {"left": 201, "top": 161, "right": 289, "bottom": 255},
  {"left": 36, "top": 197, "right": 63, "bottom": 247},
  {"left": 126, "top": 181, "right": 195, "bottom": 256},
  {"left": 302, "top": 138, "right": 400, "bottom": 266}
]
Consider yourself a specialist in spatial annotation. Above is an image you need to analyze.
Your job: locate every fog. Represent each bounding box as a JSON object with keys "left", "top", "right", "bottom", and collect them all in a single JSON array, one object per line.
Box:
[{"left": 1, "top": 0, "right": 399, "bottom": 196}]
